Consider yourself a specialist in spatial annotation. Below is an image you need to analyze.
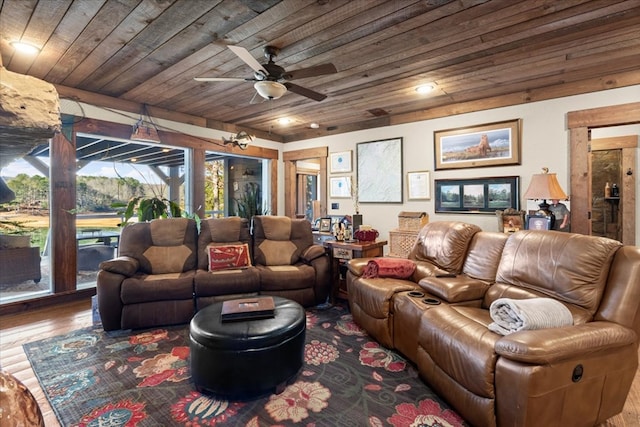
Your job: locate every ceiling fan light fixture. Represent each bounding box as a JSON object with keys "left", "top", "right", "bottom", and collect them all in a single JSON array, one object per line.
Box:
[{"left": 254, "top": 81, "right": 287, "bottom": 99}]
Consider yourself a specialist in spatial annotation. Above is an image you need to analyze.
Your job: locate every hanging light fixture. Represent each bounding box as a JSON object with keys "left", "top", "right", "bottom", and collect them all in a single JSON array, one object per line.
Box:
[
  {"left": 222, "top": 131, "right": 255, "bottom": 150},
  {"left": 254, "top": 81, "right": 287, "bottom": 100},
  {"left": 130, "top": 104, "right": 160, "bottom": 143}
]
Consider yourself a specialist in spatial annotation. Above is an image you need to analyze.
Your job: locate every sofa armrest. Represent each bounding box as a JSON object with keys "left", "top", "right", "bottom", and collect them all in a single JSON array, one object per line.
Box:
[
  {"left": 418, "top": 275, "right": 490, "bottom": 303},
  {"left": 99, "top": 256, "right": 139, "bottom": 277},
  {"left": 495, "top": 322, "right": 637, "bottom": 364},
  {"left": 96, "top": 270, "right": 126, "bottom": 331},
  {"left": 346, "top": 257, "right": 376, "bottom": 277},
  {"left": 300, "top": 244, "right": 327, "bottom": 263}
]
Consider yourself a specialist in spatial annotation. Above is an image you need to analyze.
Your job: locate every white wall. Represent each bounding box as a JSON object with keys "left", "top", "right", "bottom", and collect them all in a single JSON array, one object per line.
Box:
[
  {"left": 67, "top": 86, "right": 639, "bottom": 246},
  {"left": 285, "top": 85, "right": 640, "bottom": 249}
]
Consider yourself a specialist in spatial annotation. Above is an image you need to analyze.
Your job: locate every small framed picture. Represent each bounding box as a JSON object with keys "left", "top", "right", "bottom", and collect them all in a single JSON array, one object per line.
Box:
[
  {"left": 330, "top": 150, "right": 352, "bottom": 173},
  {"left": 527, "top": 215, "right": 551, "bottom": 230},
  {"left": 319, "top": 217, "right": 332, "bottom": 232},
  {"left": 330, "top": 176, "right": 352, "bottom": 198},
  {"left": 407, "top": 171, "right": 430, "bottom": 200}
]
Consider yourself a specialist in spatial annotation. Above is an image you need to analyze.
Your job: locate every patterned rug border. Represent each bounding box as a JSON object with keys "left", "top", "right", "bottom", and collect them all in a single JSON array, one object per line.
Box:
[{"left": 23, "top": 304, "right": 468, "bottom": 426}]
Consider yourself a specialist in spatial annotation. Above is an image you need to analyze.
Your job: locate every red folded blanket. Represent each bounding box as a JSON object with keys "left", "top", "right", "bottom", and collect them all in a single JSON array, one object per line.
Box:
[{"left": 362, "top": 258, "right": 416, "bottom": 279}]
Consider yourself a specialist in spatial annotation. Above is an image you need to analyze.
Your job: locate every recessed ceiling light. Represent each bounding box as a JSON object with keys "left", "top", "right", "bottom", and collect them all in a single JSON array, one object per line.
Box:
[
  {"left": 415, "top": 84, "right": 434, "bottom": 94},
  {"left": 310, "top": 123, "right": 320, "bottom": 129},
  {"left": 10, "top": 41, "right": 40, "bottom": 55},
  {"left": 277, "top": 117, "right": 292, "bottom": 125}
]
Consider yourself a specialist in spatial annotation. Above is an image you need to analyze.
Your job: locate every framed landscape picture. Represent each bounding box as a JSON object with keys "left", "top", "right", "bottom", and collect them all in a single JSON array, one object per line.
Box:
[
  {"left": 435, "top": 176, "right": 520, "bottom": 214},
  {"left": 434, "top": 119, "right": 522, "bottom": 170}
]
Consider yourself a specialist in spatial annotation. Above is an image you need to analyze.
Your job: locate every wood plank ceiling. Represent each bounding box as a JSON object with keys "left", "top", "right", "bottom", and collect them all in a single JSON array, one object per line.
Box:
[{"left": 1, "top": 0, "right": 639, "bottom": 143}]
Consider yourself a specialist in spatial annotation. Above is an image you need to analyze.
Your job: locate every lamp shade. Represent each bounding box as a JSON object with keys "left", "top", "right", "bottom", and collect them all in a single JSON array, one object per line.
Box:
[
  {"left": 254, "top": 81, "right": 287, "bottom": 100},
  {"left": 523, "top": 170, "right": 567, "bottom": 200}
]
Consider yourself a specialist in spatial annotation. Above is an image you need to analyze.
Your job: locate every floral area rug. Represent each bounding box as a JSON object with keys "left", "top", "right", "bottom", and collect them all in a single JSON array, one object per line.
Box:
[{"left": 23, "top": 303, "right": 467, "bottom": 426}]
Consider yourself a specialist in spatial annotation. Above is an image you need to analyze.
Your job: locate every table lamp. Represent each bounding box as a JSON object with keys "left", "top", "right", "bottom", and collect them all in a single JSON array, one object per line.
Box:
[{"left": 523, "top": 167, "right": 568, "bottom": 229}]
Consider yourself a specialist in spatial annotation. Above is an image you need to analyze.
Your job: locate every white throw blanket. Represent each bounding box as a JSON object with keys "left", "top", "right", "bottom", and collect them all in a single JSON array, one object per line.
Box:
[{"left": 488, "top": 297, "right": 573, "bottom": 335}]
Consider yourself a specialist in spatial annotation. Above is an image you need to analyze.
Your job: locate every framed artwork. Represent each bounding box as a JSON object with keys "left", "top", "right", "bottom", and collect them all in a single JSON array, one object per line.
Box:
[
  {"left": 527, "top": 215, "right": 552, "bottom": 230},
  {"left": 496, "top": 208, "right": 526, "bottom": 233},
  {"left": 330, "top": 176, "right": 352, "bottom": 198},
  {"left": 407, "top": 171, "right": 431, "bottom": 200},
  {"left": 319, "top": 217, "right": 332, "bottom": 232},
  {"left": 435, "top": 176, "right": 519, "bottom": 214},
  {"left": 357, "top": 138, "right": 403, "bottom": 203},
  {"left": 434, "top": 119, "right": 522, "bottom": 170},
  {"left": 330, "top": 150, "right": 352, "bottom": 173}
]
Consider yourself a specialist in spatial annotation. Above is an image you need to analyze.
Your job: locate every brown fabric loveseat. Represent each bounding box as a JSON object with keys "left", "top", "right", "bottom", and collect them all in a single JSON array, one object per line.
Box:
[
  {"left": 97, "top": 216, "right": 330, "bottom": 331},
  {"left": 346, "top": 221, "right": 640, "bottom": 426}
]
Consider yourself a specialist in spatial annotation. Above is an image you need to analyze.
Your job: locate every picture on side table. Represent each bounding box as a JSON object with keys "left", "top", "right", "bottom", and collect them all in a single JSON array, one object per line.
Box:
[
  {"left": 434, "top": 119, "right": 522, "bottom": 170},
  {"left": 527, "top": 215, "right": 552, "bottom": 230}
]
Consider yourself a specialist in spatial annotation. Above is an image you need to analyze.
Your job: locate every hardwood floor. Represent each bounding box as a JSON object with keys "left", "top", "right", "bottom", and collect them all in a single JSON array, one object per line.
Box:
[{"left": 1, "top": 299, "right": 639, "bottom": 426}]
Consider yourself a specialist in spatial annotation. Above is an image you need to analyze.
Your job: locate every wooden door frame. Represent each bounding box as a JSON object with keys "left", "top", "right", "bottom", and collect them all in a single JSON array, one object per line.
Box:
[
  {"left": 568, "top": 102, "right": 640, "bottom": 243},
  {"left": 283, "top": 147, "right": 328, "bottom": 218}
]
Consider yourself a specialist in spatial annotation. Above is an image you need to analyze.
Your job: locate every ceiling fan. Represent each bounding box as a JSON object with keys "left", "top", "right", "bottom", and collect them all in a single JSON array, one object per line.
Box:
[{"left": 194, "top": 45, "right": 337, "bottom": 102}]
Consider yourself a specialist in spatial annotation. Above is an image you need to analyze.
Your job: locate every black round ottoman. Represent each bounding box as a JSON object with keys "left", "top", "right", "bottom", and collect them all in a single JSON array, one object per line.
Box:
[{"left": 189, "top": 296, "right": 306, "bottom": 400}]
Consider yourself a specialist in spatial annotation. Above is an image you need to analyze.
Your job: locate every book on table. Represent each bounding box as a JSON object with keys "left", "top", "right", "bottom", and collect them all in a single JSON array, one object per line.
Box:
[{"left": 221, "top": 296, "right": 276, "bottom": 321}]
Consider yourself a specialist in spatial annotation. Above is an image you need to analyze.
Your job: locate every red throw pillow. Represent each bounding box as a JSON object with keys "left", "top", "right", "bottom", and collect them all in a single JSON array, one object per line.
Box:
[
  {"left": 362, "top": 258, "right": 416, "bottom": 279},
  {"left": 208, "top": 244, "right": 251, "bottom": 271}
]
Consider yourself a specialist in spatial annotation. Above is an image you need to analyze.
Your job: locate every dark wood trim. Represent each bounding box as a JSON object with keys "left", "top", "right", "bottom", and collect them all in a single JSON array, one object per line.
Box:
[
  {"left": 55, "top": 84, "right": 283, "bottom": 143},
  {"left": 0, "top": 288, "right": 95, "bottom": 316},
  {"left": 50, "top": 130, "right": 77, "bottom": 293}
]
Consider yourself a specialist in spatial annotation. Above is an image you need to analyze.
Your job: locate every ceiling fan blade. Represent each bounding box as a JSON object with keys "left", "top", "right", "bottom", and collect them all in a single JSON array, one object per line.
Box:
[
  {"left": 194, "top": 77, "right": 254, "bottom": 82},
  {"left": 228, "top": 45, "right": 267, "bottom": 74},
  {"left": 285, "top": 63, "right": 337, "bottom": 80},
  {"left": 284, "top": 83, "right": 327, "bottom": 102}
]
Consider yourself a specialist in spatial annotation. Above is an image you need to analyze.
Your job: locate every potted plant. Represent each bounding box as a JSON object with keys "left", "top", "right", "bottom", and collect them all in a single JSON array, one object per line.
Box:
[
  {"left": 232, "top": 182, "right": 269, "bottom": 219},
  {"left": 113, "top": 196, "right": 182, "bottom": 226}
]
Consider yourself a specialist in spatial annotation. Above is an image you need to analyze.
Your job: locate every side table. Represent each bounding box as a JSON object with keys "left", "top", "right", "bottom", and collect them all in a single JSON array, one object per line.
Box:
[{"left": 323, "top": 239, "right": 387, "bottom": 302}]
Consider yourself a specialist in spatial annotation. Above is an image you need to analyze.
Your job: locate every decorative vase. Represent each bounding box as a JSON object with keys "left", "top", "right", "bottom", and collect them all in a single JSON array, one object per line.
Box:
[{"left": 352, "top": 214, "right": 363, "bottom": 231}]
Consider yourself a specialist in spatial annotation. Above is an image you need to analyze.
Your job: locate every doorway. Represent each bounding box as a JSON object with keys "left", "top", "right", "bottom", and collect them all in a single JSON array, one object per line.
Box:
[
  {"left": 568, "top": 102, "right": 639, "bottom": 245},
  {"left": 283, "top": 147, "right": 328, "bottom": 220},
  {"left": 590, "top": 136, "right": 637, "bottom": 243}
]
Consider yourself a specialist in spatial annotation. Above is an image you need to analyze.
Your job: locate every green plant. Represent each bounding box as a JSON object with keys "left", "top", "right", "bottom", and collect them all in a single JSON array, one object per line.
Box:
[
  {"left": 113, "top": 196, "right": 182, "bottom": 226},
  {"left": 233, "top": 182, "right": 268, "bottom": 219}
]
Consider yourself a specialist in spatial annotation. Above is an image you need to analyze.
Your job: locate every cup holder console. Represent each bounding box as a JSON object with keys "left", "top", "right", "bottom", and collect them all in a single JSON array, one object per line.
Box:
[{"left": 407, "top": 291, "right": 440, "bottom": 305}]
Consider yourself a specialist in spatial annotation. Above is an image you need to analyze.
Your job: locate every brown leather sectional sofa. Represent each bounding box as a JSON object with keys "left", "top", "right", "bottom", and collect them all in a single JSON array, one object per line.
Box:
[
  {"left": 97, "top": 215, "right": 330, "bottom": 331},
  {"left": 347, "top": 221, "right": 640, "bottom": 426}
]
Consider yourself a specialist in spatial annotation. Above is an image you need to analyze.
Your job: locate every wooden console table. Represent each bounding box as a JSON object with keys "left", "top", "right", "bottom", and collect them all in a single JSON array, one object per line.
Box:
[{"left": 323, "top": 239, "right": 387, "bottom": 302}]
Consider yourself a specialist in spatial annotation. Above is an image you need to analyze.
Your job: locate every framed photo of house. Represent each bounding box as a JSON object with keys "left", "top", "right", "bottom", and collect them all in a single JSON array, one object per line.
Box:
[
  {"left": 496, "top": 208, "right": 526, "bottom": 233},
  {"left": 527, "top": 215, "right": 552, "bottom": 230},
  {"left": 330, "top": 150, "right": 352, "bottom": 173},
  {"left": 319, "top": 217, "right": 332, "bottom": 232},
  {"left": 330, "top": 176, "right": 351, "bottom": 198},
  {"left": 434, "top": 119, "right": 522, "bottom": 170},
  {"left": 407, "top": 171, "right": 431, "bottom": 200},
  {"left": 357, "top": 138, "right": 403, "bottom": 203},
  {"left": 435, "top": 176, "right": 519, "bottom": 214}
]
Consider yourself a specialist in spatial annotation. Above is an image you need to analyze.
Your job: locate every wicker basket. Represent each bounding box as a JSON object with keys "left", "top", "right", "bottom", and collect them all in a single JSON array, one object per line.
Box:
[
  {"left": 398, "top": 211, "right": 429, "bottom": 231},
  {"left": 389, "top": 229, "right": 420, "bottom": 258}
]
